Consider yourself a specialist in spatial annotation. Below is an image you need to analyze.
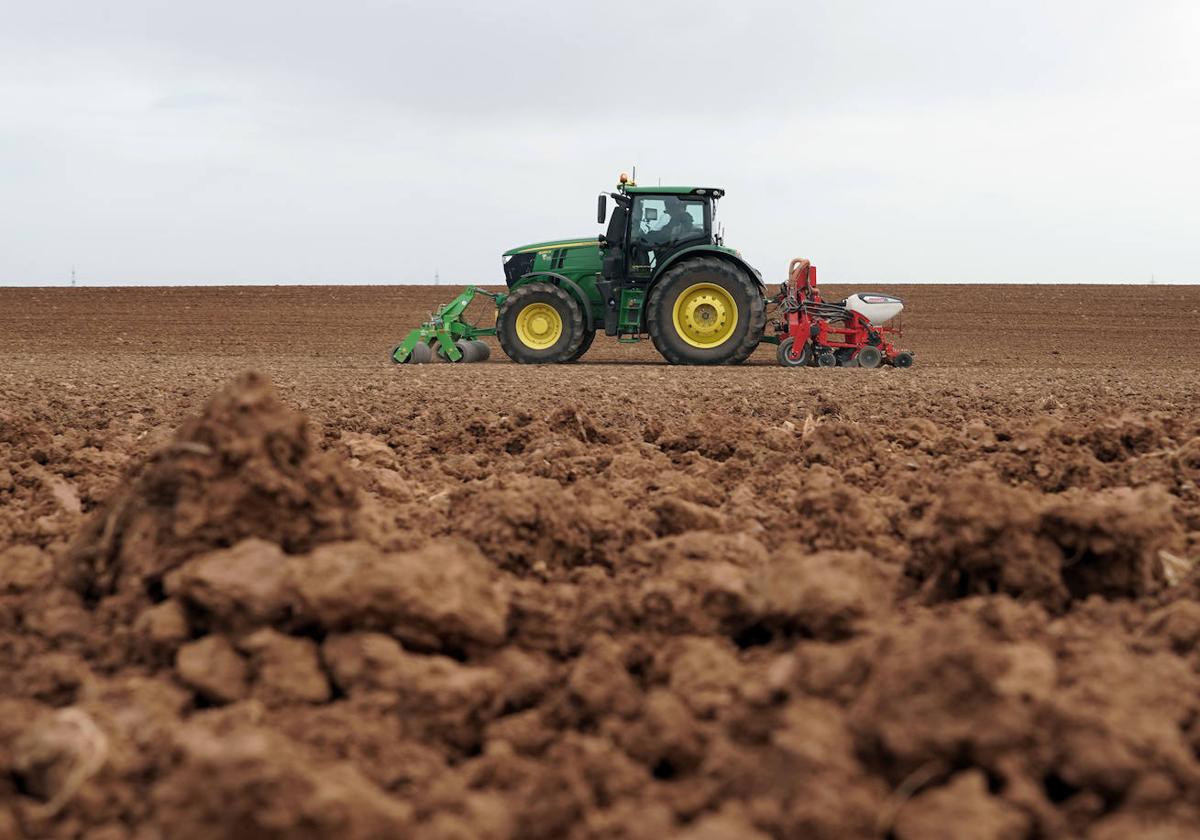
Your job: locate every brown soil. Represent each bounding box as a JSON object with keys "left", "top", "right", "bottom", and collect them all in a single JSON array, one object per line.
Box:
[{"left": 2, "top": 283, "right": 1200, "bottom": 839}]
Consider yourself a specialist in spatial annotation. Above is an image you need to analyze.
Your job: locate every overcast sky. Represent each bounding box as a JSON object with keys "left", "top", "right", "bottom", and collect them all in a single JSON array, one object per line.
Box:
[{"left": 2, "top": 1, "right": 1198, "bottom": 286}]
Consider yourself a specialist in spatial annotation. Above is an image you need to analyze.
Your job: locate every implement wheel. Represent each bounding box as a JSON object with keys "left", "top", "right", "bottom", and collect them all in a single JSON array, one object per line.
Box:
[
  {"left": 468, "top": 339, "right": 491, "bottom": 362},
  {"left": 777, "top": 337, "right": 809, "bottom": 368},
  {"left": 394, "top": 342, "right": 432, "bottom": 364},
  {"left": 646, "top": 257, "right": 765, "bottom": 365},
  {"left": 497, "top": 282, "right": 585, "bottom": 364},
  {"left": 437, "top": 339, "right": 482, "bottom": 363},
  {"left": 857, "top": 346, "right": 882, "bottom": 369}
]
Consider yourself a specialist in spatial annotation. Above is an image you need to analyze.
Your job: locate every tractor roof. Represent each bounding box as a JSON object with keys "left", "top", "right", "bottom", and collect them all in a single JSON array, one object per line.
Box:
[{"left": 623, "top": 185, "right": 725, "bottom": 198}]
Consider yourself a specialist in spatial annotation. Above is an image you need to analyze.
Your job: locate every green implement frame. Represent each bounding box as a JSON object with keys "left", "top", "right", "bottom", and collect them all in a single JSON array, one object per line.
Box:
[{"left": 389, "top": 286, "right": 505, "bottom": 363}]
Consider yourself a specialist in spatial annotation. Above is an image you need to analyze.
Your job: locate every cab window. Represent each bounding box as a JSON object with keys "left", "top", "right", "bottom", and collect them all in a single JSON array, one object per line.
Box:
[{"left": 628, "top": 196, "right": 709, "bottom": 275}]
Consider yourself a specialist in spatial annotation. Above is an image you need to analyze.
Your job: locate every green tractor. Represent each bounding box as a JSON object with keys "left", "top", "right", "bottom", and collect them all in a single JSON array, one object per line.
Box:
[{"left": 390, "top": 174, "right": 767, "bottom": 365}]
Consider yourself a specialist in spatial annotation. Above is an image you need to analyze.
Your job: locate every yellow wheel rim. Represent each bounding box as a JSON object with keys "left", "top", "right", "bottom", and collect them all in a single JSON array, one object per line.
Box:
[
  {"left": 515, "top": 302, "right": 563, "bottom": 350},
  {"left": 671, "top": 282, "right": 738, "bottom": 349}
]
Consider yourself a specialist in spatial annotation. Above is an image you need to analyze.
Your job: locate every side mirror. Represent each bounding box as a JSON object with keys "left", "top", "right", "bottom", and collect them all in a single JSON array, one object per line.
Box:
[
  {"left": 597, "top": 194, "right": 607, "bottom": 224},
  {"left": 644, "top": 208, "right": 658, "bottom": 222}
]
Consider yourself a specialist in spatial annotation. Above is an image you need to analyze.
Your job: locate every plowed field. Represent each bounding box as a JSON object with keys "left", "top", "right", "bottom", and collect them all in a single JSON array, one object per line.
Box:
[{"left": 2, "top": 283, "right": 1200, "bottom": 839}]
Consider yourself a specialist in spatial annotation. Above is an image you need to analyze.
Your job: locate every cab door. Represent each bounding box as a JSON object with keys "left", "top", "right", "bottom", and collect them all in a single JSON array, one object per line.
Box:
[{"left": 597, "top": 198, "right": 631, "bottom": 334}]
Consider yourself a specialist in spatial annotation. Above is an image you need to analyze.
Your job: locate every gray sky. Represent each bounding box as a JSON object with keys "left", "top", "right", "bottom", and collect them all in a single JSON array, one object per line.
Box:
[{"left": 2, "top": 0, "right": 1198, "bottom": 286}]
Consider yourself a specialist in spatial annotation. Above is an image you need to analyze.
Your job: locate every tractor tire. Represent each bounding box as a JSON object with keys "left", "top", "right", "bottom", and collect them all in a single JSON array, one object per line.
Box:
[
  {"left": 497, "top": 282, "right": 585, "bottom": 364},
  {"left": 646, "top": 257, "right": 766, "bottom": 365},
  {"left": 565, "top": 329, "right": 596, "bottom": 363}
]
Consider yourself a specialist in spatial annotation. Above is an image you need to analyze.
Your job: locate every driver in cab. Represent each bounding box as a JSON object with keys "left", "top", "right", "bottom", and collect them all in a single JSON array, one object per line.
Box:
[{"left": 645, "top": 198, "right": 698, "bottom": 247}]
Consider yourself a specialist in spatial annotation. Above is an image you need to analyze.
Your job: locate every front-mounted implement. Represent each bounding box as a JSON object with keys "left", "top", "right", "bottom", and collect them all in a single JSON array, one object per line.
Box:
[{"left": 389, "top": 285, "right": 501, "bottom": 364}]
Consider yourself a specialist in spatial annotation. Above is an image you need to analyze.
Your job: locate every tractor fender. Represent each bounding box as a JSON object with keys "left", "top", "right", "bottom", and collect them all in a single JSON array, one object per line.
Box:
[
  {"left": 652, "top": 246, "right": 765, "bottom": 293},
  {"left": 518, "top": 272, "right": 595, "bottom": 331}
]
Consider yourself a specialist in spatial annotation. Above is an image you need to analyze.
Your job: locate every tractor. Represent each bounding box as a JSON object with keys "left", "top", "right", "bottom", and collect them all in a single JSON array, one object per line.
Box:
[
  {"left": 390, "top": 174, "right": 912, "bottom": 368},
  {"left": 494, "top": 174, "right": 764, "bottom": 365}
]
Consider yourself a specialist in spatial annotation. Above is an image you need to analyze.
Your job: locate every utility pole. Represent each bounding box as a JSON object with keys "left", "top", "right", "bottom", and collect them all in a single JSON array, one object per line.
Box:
[
  {"left": 71, "top": 266, "right": 76, "bottom": 288},
  {"left": 434, "top": 268, "right": 440, "bottom": 286}
]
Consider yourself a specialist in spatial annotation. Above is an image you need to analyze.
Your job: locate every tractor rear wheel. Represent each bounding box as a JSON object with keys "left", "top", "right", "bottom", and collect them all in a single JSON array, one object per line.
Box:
[
  {"left": 646, "top": 257, "right": 765, "bottom": 365},
  {"left": 497, "top": 282, "right": 585, "bottom": 364}
]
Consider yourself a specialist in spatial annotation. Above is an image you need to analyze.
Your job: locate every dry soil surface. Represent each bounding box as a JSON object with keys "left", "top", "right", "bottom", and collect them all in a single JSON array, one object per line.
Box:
[{"left": 2, "top": 283, "right": 1200, "bottom": 839}]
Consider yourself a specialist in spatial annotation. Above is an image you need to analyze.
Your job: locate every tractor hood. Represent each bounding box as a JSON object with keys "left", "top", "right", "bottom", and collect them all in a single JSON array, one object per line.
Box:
[{"left": 503, "top": 237, "right": 600, "bottom": 257}]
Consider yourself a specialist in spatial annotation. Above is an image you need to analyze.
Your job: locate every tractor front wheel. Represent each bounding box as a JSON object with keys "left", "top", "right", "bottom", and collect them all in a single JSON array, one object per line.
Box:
[
  {"left": 497, "top": 282, "right": 585, "bottom": 364},
  {"left": 565, "top": 329, "right": 596, "bottom": 362},
  {"left": 646, "top": 257, "right": 765, "bottom": 365}
]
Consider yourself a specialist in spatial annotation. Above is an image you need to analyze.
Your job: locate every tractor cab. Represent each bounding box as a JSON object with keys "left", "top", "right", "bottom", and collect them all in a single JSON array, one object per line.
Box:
[
  {"left": 598, "top": 181, "right": 725, "bottom": 286},
  {"left": 592, "top": 177, "right": 746, "bottom": 340}
]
